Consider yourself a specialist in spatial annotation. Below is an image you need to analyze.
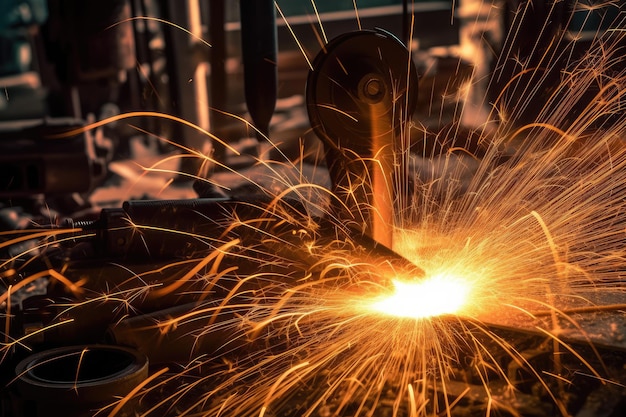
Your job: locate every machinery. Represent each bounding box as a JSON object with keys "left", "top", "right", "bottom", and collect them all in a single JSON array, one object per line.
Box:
[{"left": 1, "top": 1, "right": 626, "bottom": 416}]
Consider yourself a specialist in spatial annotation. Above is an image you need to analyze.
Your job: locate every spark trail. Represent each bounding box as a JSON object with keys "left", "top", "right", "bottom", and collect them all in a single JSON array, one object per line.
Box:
[{"left": 1, "top": 1, "right": 626, "bottom": 417}]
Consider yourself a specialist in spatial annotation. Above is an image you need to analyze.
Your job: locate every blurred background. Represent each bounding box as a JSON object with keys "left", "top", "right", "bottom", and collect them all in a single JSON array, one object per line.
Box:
[
  {"left": 1, "top": 2, "right": 625, "bottom": 416},
  {"left": 1, "top": 0, "right": 620, "bottom": 217}
]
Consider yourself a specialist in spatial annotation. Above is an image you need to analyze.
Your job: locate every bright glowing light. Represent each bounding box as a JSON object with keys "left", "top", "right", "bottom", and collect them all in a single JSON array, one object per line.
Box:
[{"left": 371, "top": 274, "right": 471, "bottom": 319}]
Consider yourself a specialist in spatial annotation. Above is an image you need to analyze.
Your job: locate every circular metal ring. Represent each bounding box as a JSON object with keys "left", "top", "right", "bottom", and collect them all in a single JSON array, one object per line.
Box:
[{"left": 15, "top": 344, "right": 148, "bottom": 406}]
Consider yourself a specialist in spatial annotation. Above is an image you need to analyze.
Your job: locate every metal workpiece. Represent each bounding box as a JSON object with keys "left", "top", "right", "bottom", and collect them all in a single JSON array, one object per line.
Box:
[
  {"left": 87, "top": 196, "right": 285, "bottom": 259},
  {"left": 263, "top": 215, "right": 426, "bottom": 282},
  {"left": 87, "top": 195, "right": 424, "bottom": 276},
  {"left": 6, "top": 193, "right": 425, "bottom": 357},
  {"left": 106, "top": 301, "right": 245, "bottom": 365}
]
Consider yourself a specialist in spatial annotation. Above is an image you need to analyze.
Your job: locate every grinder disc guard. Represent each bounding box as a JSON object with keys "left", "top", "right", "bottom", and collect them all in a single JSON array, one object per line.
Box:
[
  {"left": 306, "top": 28, "right": 419, "bottom": 154},
  {"left": 306, "top": 29, "right": 419, "bottom": 244}
]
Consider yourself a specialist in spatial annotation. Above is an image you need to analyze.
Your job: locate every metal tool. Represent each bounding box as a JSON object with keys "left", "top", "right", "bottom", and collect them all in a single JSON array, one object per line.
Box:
[
  {"left": 3, "top": 195, "right": 424, "bottom": 354},
  {"left": 240, "top": 0, "right": 278, "bottom": 153},
  {"left": 306, "top": 28, "right": 419, "bottom": 247}
]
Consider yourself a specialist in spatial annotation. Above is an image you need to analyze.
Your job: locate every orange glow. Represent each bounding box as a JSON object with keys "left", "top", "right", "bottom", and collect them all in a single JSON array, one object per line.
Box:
[{"left": 370, "top": 274, "right": 471, "bottom": 319}]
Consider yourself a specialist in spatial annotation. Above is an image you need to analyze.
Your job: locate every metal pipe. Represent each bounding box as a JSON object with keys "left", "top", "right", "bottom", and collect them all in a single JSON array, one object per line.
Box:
[{"left": 239, "top": 0, "right": 278, "bottom": 149}]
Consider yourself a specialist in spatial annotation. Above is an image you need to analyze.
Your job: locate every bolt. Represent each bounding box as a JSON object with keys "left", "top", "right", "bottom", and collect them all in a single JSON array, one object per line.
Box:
[
  {"left": 365, "top": 79, "right": 383, "bottom": 98},
  {"left": 359, "top": 75, "right": 386, "bottom": 103}
]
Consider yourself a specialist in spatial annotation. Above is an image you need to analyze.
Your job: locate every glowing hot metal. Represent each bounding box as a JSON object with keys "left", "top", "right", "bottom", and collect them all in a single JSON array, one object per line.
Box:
[{"left": 370, "top": 274, "right": 472, "bottom": 319}]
